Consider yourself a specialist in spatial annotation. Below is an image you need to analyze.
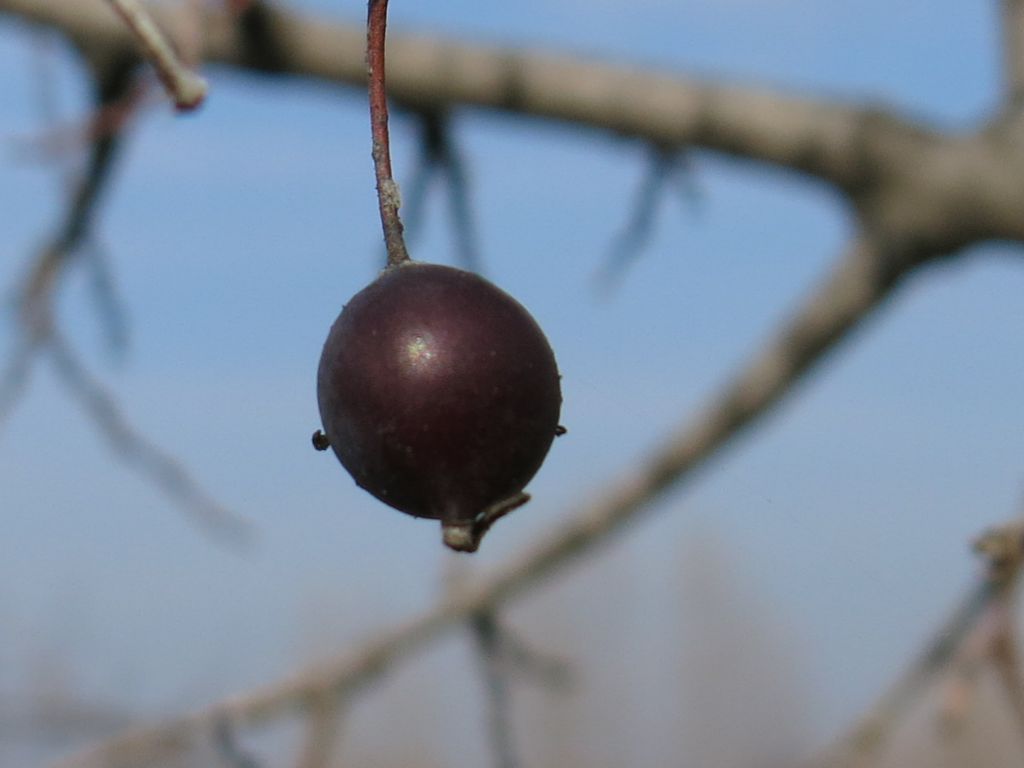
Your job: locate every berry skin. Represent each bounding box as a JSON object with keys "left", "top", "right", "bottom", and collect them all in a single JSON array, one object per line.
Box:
[{"left": 316, "top": 262, "right": 561, "bottom": 551}]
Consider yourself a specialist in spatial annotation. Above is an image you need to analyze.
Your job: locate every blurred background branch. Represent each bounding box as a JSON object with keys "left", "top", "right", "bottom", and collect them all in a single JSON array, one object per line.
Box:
[
  {"left": 0, "top": 2, "right": 1021, "bottom": 768},
  {"left": 813, "top": 519, "right": 1024, "bottom": 768}
]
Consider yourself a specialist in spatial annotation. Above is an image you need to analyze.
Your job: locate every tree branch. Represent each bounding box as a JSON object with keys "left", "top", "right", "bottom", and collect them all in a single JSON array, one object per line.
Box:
[
  {"left": 104, "top": 0, "right": 206, "bottom": 109},
  {"left": 811, "top": 520, "right": 1024, "bottom": 768},
  {"left": 293, "top": 693, "right": 342, "bottom": 768},
  {"left": 47, "top": 333, "right": 252, "bottom": 547},
  {"left": 989, "top": 593, "right": 1024, "bottom": 742},
  {"left": 0, "top": 0, "right": 903, "bottom": 193},
  {"left": 1, "top": 46, "right": 250, "bottom": 547},
  {"left": 817, "top": 580, "right": 1010, "bottom": 768},
  {"left": 595, "top": 145, "right": 689, "bottom": 291},
  {"left": 4, "top": 4, "right": 1017, "bottom": 766},
  {"left": 473, "top": 612, "right": 520, "bottom": 768},
  {"left": 2, "top": 50, "right": 138, "bottom": 437},
  {"left": 51, "top": 234, "right": 905, "bottom": 768}
]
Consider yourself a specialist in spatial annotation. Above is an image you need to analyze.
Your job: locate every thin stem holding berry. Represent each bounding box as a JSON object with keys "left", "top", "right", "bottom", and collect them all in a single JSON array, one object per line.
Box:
[{"left": 367, "top": 0, "right": 410, "bottom": 268}]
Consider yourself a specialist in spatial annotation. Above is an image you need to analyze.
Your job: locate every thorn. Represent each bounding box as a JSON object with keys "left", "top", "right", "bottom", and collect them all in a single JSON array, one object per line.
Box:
[{"left": 312, "top": 429, "right": 330, "bottom": 451}]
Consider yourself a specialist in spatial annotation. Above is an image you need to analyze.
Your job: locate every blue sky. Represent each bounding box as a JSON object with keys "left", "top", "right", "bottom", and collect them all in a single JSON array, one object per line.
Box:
[{"left": 1, "top": 1, "right": 1022, "bottom": 765}]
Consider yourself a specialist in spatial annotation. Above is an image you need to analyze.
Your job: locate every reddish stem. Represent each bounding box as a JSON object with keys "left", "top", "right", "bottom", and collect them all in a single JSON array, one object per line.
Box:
[{"left": 367, "top": 0, "right": 410, "bottom": 267}]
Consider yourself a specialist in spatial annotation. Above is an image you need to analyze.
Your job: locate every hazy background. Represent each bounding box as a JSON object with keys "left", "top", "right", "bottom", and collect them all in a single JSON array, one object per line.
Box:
[{"left": 1, "top": 1, "right": 1023, "bottom": 765}]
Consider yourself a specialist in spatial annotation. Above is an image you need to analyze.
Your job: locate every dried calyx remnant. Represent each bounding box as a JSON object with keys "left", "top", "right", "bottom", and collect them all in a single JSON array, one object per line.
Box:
[{"left": 313, "top": 0, "right": 562, "bottom": 552}]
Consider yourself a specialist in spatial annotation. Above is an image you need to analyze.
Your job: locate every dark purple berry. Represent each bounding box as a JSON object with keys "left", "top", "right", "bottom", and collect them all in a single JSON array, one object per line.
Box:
[{"left": 316, "top": 262, "right": 561, "bottom": 551}]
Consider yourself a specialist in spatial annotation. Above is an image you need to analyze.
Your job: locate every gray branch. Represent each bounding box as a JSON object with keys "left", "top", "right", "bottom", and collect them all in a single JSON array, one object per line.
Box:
[
  {"left": 0, "top": 0, "right": 911, "bottom": 193},
  {"left": 48, "top": 334, "right": 252, "bottom": 547},
  {"left": 8, "top": 2, "right": 1024, "bottom": 250},
  {"left": 473, "top": 613, "right": 520, "bottom": 768},
  {"left": 50, "top": 235, "right": 903, "bottom": 768},
  {"left": 1, "top": 3, "right": 1020, "bottom": 767},
  {"left": 1004, "top": 0, "right": 1024, "bottom": 107},
  {"left": 810, "top": 521, "right": 1024, "bottom": 768},
  {"left": 293, "top": 693, "right": 342, "bottom": 768}
]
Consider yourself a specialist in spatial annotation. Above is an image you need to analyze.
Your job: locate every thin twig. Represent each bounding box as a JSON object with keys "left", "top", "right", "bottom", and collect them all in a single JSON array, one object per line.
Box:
[
  {"left": 495, "top": 625, "right": 573, "bottom": 691},
  {"left": 595, "top": 145, "right": 680, "bottom": 292},
  {"left": 937, "top": 593, "right": 1004, "bottom": 733},
  {"left": 367, "top": 0, "right": 410, "bottom": 267},
  {"left": 47, "top": 333, "right": 251, "bottom": 547},
  {"left": 988, "top": 592, "right": 1024, "bottom": 742},
  {"left": 12, "top": 80, "right": 148, "bottom": 167},
  {"left": 82, "top": 239, "right": 130, "bottom": 359},
  {"left": 393, "top": 110, "right": 482, "bottom": 272},
  {"left": 473, "top": 612, "right": 520, "bottom": 768},
  {"left": 50, "top": 236, "right": 904, "bottom": 768},
  {"left": 28, "top": 33, "right": 128, "bottom": 359},
  {"left": 212, "top": 716, "right": 262, "bottom": 768},
  {"left": 4, "top": 53, "right": 248, "bottom": 548},
  {"left": 176, "top": 0, "right": 205, "bottom": 70},
  {"left": 819, "top": 581, "right": 1005, "bottom": 768},
  {"left": 812, "top": 521, "right": 1024, "bottom": 768},
  {"left": 392, "top": 116, "right": 435, "bottom": 249},
  {"left": 435, "top": 115, "right": 482, "bottom": 273},
  {"left": 54, "top": 66, "right": 133, "bottom": 255},
  {"left": 977, "top": 519, "right": 1024, "bottom": 741},
  {"left": 3, "top": 57, "right": 134, "bottom": 429},
  {"left": 104, "top": 0, "right": 206, "bottom": 110},
  {"left": 3, "top": 2, "right": 920, "bottom": 196}
]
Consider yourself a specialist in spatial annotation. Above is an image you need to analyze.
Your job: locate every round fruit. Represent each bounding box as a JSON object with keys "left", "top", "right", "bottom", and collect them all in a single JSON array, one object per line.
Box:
[{"left": 316, "top": 262, "right": 561, "bottom": 549}]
